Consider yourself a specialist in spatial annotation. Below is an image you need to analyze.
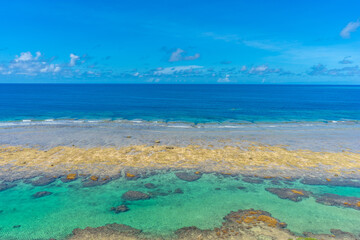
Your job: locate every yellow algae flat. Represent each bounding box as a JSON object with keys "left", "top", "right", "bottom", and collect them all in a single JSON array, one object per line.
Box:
[{"left": 0, "top": 144, "right": 360, "bottom": 176}]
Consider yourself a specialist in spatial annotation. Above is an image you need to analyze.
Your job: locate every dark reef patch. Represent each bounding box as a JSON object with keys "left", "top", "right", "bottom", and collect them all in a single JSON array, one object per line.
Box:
[
  {"left": 31, "top": 176, "right": 56, "bottom": 186},
  {"left": 110, "top": 205, "right": 129, "bottom": 213},
  {"left": 122, "top": 191, "right": 151, "bottom": 201},
  {"left": 144, "top": 183, "right": 157, "bottom": 189},
  {"left": 315, "top": 193, "right": 360, "bottom": 210},
  {"left": 0, "top": 182, "right": 17, "bottom": 192},
  {"left": 266, "top": 188, "right": 312, "bottom": 202},
  {"left": 174, "top": 188, "right": 184, "bottom": 194},
  {"left": 175, "top": 171, "right": 202, "bottom": 182},
  {"left": 82, "top": 175, "right": 112, "bottom": 187},
  {"left": 304, "top": 229, "right": 359, "bottom": 240},
  {"left": 301, "top": 177, "right": 360, "bottom": 188},
  {"left": 32, "top": 191, "right": 53, "bottom": 198},
  {"left": 60, "top": 173, "right": 78, "bottom": 183},
  {"left": 242, "top": 177, "right": 263, "bottom": 184}
]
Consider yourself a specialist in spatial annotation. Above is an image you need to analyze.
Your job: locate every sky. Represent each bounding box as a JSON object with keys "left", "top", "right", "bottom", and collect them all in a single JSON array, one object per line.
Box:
[{"left": 1, "top": 0, "right": 360, "bottom": 84}]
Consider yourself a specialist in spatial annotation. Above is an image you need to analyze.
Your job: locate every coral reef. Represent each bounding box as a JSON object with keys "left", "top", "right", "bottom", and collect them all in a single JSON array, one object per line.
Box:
[
  {"left": 303, "top": 228, "right": 359, "bottom": 240},
  {"left": 0, "top": 182, "right": 16, "bottom": 192},
  {"left": 31, "top": 176, "right": 56, "bottom": 186},
  {"left": 122, "top": 191, "right": 151, "bottom": 201},
  {"left": 2, "top": 144, "right": 359, "bottom": 179},
  {"left": 301, "top": 178, "right": 360, "bottom": 188},
  {"left": 266, "top": 188, "right": 312, "bottom": 202},
  {"left": 175, "top": 171, "right": 202, "bottom": 182},
  {"left": 32, "top": 191, "right": 52, "bottom": 198},
  {"left": 144, "top": 183, "right": 157, "bottom": 189},
  {"left": 315, "top": 193, "right": 360, "bottom": 211},
  {"left": 110, "top": 205, "right": 129, "bottom": 213},
  {"left": 242, "top": 177, "right": 264, "bottom": 184}
]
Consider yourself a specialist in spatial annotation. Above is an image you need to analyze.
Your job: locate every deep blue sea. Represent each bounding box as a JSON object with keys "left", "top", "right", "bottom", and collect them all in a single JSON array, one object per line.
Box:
[{"left": 0, "top": 84, "right": 360, "bottom": 123}]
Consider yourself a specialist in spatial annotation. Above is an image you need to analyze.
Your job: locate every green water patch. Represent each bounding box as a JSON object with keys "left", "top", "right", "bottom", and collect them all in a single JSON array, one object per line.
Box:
[{"left": 1, "top": 173, "right": 360, "bottom": 240}]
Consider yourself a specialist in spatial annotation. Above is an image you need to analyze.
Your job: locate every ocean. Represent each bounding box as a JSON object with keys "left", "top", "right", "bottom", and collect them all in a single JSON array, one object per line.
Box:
[{"left": 1, "top": 84, "right": 360, "bottom": 123}]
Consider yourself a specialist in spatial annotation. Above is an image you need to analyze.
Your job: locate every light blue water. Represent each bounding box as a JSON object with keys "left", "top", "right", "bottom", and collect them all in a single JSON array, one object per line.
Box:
[
  {"left": 1, "top": 173, "right": 360, "bottom": 240},
  {"left": 0, "top": 84, "right": 360, "bottom": 123}
]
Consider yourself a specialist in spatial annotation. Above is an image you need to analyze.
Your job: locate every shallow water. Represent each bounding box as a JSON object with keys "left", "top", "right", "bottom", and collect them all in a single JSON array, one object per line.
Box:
[
  {"left": 1, "top": 121, "right": 360, "bottom": 152},
  {"left": 1, "top": 172, "right": 360, "bottom": 240}
]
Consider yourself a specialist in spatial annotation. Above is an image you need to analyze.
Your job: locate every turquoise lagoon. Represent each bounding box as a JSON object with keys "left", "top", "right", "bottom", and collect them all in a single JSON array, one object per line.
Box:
[{"left": 1, "top": 172, "right": 360, "bottom": 240}]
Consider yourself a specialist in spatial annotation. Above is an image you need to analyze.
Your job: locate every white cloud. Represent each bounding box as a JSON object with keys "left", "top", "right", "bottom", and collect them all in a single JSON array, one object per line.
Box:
[
  {"left": 153, "top": 65, "right": 203, "bottom": 75},
  {"left": 69, "top": 53, "right": 80, "bottom": 66},
  {"left": 168, "top": 48, "right": 200, "bottom": 62},
  {"left": 169, "top": 48, "right": 184, "bottom": 62},
  {"left": 340, "top": 20, "right": 360, "bottom": 38},
  {"left": 246, "top": 65, "right": 284, "bottom": 75},
  {"left": 0, "top": 51, "right": 108, "bottom": 79},
  {"left": 249, "top": 65, "right": 268, "bottom": 74},
  {"left": 217, "top": 74, "right": 231, "bottom": 83},
  {"left": 240, "top": 65, "right": 247, "bottom": 71},
  {"left": 0, "top": 51, "right": 63, "bottom": 76},
  {"left": 15, "top": 52, "right": 34, "bottom": 62},
  {"left": 40, "top": 64, "right": 61, "bottom": 73}
]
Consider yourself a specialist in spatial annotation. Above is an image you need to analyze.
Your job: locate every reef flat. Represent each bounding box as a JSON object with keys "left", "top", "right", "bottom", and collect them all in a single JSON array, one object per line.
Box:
[{"left": 1, "top": 143, "right": 360, "bottom": 183}]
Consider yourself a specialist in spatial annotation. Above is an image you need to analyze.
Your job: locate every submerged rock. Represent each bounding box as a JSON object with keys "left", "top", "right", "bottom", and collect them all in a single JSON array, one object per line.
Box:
[
  {"left": 122, "top": 191, "right": 150, "bottom": 201},
  {"left": 175, "top": 172, "right": 202, "bottom": 182},
  {"left": 174, "top": 188, "right": 184, "bottom": 194},
  {"left": 31, "top": 176, "right": 56, "bottom": 186},
  {"left": 110, "top": 205, "right": 129, "bottom": 213},
  {"left": 144, "top": 183, "right": 156, "bottom": 189},
  {"left": 315, "top": 193, "right": 360, "bottom": 210},
  {"left": 304, "top": 229, "right": 359, "bottom": 240},
  {"left": 61, "top": 173, "right": 78, "bottom": 183},
  {"left": 32, "top": 191, "right": 52, "bottom": 198},
  {"left": 301, "top": 177, "right": 360, "bottom": 188},
  {"left": 242, "top": 177, "right": 264, "bottom": 184},
  {"left": 266, "top": 188, "right": 312, "bottom": 202},
  {"left": 82, "top": 176, "right": 112, "bottom": 187},
  {"left": 0, "top": 182, "right": 16, "bottom": 192},
  {"left": 270, "top": 179, "right": 282, "bottom": 185}
]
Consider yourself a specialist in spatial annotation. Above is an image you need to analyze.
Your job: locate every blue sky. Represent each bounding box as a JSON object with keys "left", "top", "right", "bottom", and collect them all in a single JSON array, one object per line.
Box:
[{"left": 1, "top": 0, "right": 360, "bottom": 84}]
